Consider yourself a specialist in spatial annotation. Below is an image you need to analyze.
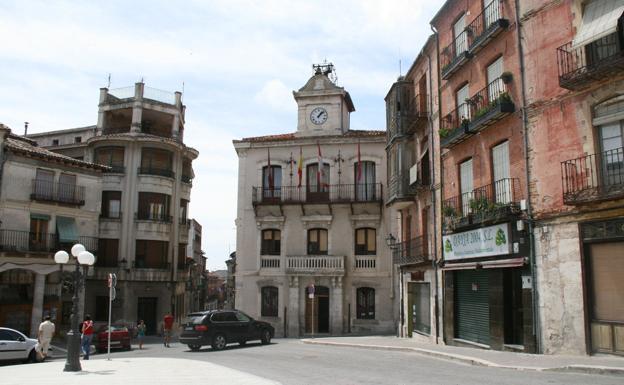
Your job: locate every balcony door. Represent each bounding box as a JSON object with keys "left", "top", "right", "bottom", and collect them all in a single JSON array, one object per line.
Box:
[
  {"left": 355, "top": 161, "right": 376, "bottom": 201},
  {"left": 460, "top": 159, "right": 474, "bottom": 216},
  {"left": 484, "top": 0, "right": 501, "bottom": 29},
  {"left": 453, "top": 14, "right": 468, "bottom": 57},
  {"left": 492, "top": 141, "right": 511, "bottom": 203},
  {"left": 58, "top": 173, "right": 77, "bottom": 203},
  {"left": 599, "top": 121, "right": 624, "bottom": 188},
  {"left": 487, "top": 57, "right": 504, "bottom": 102},
  {"left": 456, "top": 84, "right": 470, "bottom": 121},
  {"left": 307, "top": 163, "right": 330, "bottom": 202},
  {"left": 35, "top": 169, "right": 54, "bottom": 200},
  {"left": 262, "top": 165, "right": 282, "bottom": 202}
]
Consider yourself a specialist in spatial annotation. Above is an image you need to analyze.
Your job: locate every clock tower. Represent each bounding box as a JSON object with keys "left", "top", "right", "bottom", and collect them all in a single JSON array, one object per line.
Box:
[{"left": 293, "top": 63, "right": 355, "bottom": 137}]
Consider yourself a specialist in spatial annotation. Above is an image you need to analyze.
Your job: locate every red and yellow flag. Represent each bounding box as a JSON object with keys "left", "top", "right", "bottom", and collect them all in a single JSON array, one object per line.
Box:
[{"left": 297, "top": 146, "right": 303, "bottom": 187}]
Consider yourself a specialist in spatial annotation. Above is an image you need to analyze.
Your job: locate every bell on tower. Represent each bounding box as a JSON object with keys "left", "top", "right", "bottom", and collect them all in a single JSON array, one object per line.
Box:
[{"left": 293, "top": 62, "right": 355, "bottom": 137}]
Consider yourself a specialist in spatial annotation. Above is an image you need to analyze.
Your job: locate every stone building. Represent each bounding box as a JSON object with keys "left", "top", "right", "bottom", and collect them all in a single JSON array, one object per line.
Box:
[
  {"left": 432, "top": 0, "right": 536, "bottom": 353},
  {"left": 520, "top": 0, "right": 624, "bottom": 356},
  {"left": 233, "top": 64, "right": 395, "bottom": 337},
  {"left": 384, "top": 35, "right": 443, "bottom": 343},
  {"left": 27, "top": 82, "right": 198, "bottom": 334},
  {"left": 0, "top": 124, "right": 106, "bottom": 337}
]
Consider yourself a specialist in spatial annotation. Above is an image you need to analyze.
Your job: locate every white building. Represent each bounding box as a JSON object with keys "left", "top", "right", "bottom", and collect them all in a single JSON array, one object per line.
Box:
[{"left": 233, "top": 65, "right": 396, "bottom": 337}]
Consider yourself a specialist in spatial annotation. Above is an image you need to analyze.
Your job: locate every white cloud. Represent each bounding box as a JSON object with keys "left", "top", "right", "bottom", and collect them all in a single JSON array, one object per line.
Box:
[{"left": 254, "top": 79, "right": 295, "bottom": 112}]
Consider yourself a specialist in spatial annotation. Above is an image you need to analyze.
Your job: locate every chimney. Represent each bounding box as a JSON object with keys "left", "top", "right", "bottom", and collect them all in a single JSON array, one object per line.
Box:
[{"left": 24, "top": 122, "right": 29, "bottom": 136}]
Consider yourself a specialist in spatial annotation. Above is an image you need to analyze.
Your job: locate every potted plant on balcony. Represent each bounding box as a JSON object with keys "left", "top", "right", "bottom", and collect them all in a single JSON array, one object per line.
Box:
[
  {"left": 439, "top": 127, "right": 450, "bottom": 138},
  {"left": 442, "top": 204, "right": 459, "bottom": 232},
  {"left": 501, "top": 71, "right": 513, "bottom": 84}
]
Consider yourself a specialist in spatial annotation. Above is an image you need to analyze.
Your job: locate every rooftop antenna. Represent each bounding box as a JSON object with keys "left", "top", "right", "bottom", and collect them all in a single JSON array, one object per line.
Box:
[
  {"left": 182, "top": 81, "right": 185, "bottom": 102},
  {"left": 107, "top": 73, "right": 111, "bottom": 88},
  {"left": 399, "top": 59, "right": 402, "bottom": 77},
  {"left": 24, "top": 122, "right": 29, "bottom": 136}
]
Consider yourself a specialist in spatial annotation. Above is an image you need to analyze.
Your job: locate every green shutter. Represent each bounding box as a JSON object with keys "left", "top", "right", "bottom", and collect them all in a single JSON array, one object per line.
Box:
[
  {"left": 455, "top": 269, "right": 490, "bottom": 345},
  {"left": 30, "top": 213, "right": 51, "bottom": 220}
]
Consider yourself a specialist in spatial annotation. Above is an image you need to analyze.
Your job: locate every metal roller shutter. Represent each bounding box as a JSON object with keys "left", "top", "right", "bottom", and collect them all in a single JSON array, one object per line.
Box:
[{"left": 455, "top": 269, "right": 490, "bottom": 345}]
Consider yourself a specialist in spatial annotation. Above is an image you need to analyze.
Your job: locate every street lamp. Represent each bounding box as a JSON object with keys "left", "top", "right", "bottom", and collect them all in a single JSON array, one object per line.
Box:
[
  {"left": 385, "top": 234, "right": 398, "bottom": 250},
  {"left": 54, "top": 243, "right": 95, "bottom": 372}
]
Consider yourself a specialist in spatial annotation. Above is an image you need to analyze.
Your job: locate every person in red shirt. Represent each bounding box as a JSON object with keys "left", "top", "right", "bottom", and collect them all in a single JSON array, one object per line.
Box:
[
  {"left": 163, "top": 313, "right": 174, "bottom": 347},
  {"left": 81, "top": 315, "right": 94, "bottom": 360}
]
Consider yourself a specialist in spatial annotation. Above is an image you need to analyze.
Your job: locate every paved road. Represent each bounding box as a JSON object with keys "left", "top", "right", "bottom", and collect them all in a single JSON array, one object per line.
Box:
[{"left": 64, "top": 338, "right": 622, "bottom": 385}]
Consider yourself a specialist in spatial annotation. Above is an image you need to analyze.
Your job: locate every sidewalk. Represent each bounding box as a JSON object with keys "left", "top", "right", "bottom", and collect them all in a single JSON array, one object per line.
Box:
[
  {"left": 0, "top": 357, "right": 279, "bottom": 385},
  {"left": 302, "top": 336, "right": 624, "bottom": 376}
]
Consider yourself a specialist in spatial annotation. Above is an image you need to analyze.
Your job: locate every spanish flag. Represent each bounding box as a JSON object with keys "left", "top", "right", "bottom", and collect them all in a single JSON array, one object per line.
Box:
[{"left": 297, "top": 146, "right": 303, "bottom": 187}]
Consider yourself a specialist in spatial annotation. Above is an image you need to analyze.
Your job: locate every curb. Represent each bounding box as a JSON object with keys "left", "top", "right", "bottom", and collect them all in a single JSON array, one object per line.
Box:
[{"left": 301, "top": 340, "right": 624, "bottom": 377}]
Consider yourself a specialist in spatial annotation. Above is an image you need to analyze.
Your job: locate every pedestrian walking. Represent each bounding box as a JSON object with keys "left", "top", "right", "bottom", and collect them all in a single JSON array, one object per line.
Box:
[
  {"left": 81, "top": 314, "right": 94, "bottom": 360},
  {"left": 37, "top": 315, "right": 55, "bottom": 360},
  {"left": 163, "top": 312, "right": 174, "bottom": 347},
  {"left": 137, "top": 320, "right": 146, "bottom": 349}
]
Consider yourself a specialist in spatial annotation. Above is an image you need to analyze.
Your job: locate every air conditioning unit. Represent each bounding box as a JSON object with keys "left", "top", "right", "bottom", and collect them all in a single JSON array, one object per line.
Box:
[{"left": 409, "top": 164, "right": 418, "bottom": 185}]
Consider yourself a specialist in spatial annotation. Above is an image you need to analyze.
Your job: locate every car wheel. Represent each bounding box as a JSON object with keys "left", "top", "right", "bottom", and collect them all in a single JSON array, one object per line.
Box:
[
  {"left": 188, "top": 344, "right": 201, "bottom": 351},
  {"left": 211, "top": 334, "right": 227, "bottom": 350},
  {"left": 239, "top": 340, "right": 246, "bottom": 346},
  {"left": 26, "top": 349, "right": 37, "bottom": 363},
  {"left": 260, "top": 329, "right": 271, "bottom": 345}
]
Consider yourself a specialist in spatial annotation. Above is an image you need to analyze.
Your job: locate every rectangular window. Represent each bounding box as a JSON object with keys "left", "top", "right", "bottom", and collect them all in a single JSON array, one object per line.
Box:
[
  {"left": 355, "top": 228, "right": 376, "bottom": 255},
  {"left": 138, "top": 192, "right": 171, "bottom": 221},
  {"left": 58, "top": 173, "right": 77, "bottom": 203},
  {"left": 355, "top": 161, "right": 376, "bottom": 200},
  {"left": 140, "top": 148, "right": 173, "bottom": 173},
  {"left": 180, "top": 199, "right": 188, "bottom": 224},
  {"left": 599, "top": 121, "right": 624, "bottom": 187},
  {"left": 487, "top": 57, "right": 504, "bottom": 102},
  {"left": 74, "top": 136, "right": 82, "bottom": 143},
  {"left": 102, "top": 191, "right": 122, "bottom": 219},
  {"left": 34, "top": 169, "right": 55, "bottom": 200},
  {"left": 95, "top": 147, "right": 125, "bottom": 172},
  {"left": 492, "top": 141, "right": 511, "bottom": 203},
  {"left": 456, "top": 84, "right": 470, "bottom": 121},
  {"left": 96, "top": 239, "right": 119, "bottom": 267},
  {"left": 29, "top": 217, "right": 49, "bottom": 251},
  {"left": 261, "top": 286, "right": 279, "bottom": 317},
  {"left": 453, "top": 14, "right": 467, "bottom": 56},
  {"left": 178, "top": 243, "right": 187, "bottom": 269},
  {"left": 52, "top": 139, "right": 59, "bottom": 146},
  {"left": 460, "top": 159, "right": 474, "bottom": 216},
  {"left": 261, "top": 229, "right": 281, "bottom": 255},
  {"left": 262, "top": 166, "right": 282, "bottom": 200},
  {"left": 357, "top": 287, "right": 375, "bottom": 319},
  {"left": 135, "top": 240, "right": 169, "bottom": 269},
  {"left": 307, "top": 229, "right": 328, "bottom": 255}
]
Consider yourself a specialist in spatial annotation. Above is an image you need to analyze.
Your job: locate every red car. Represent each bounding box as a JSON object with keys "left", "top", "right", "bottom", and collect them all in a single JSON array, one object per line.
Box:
[{"left": 95, "top": 325, "right": 131, "bottom": 353}]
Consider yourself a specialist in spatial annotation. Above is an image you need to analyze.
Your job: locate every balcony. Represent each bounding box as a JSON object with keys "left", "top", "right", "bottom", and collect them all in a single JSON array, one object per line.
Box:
[
  {"left": 285, "top": 255, "right": 345, "bottom": 276},
  {"left": 260, "top": 257, "right": 281, "bottom": 269},
  {"left": 133, "top": 260, "right": 171, "bottom": 270},
  {"left": 442, "top": 178, "right": 522, "bottom": 233},
  {"left": 135, "top": 211, "right": 173, "bottom": 223},
  {"left": 103, "top": 165, "right": 125, "bottom": 174},
  {"left": 181, "top": 174, "right": 193, "bottom": 184},
  {"left": 466, "top": 0, "right": 509, "bottom": 55},
  {"left": 0, "top": 230, "right": 98, "bottom": 254},
  {"left": 386, "top": 172, "right": 416, "bottom": 205},
  {"left": 392, "top": 235, "right": 429, "bottom": 265},
  {"left": 30, "top": 180, "right": 85, "bottom": 206},
  {"left": 252, "top": 183, "right": 382, "bottom": 206},
  {"left": 561, "top": 147, "right": 624, "bottom": 204},
  {"left": 137, "top": 167, "right": 175, "bottom": 179},
  {"left": 440, "top": 0, "right": 508, "bottom": 80},
  {"left": 557, "top": 33, "right": 624, "bottom": 91},
  {"left": 440, "top": 77, "right": 514, "bottom": 149}
]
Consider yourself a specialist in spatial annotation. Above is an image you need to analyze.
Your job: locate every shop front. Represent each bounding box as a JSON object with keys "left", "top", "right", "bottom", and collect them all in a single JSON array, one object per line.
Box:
[{"left": 442, "top": 223, "right": 535, "bottom": 353}]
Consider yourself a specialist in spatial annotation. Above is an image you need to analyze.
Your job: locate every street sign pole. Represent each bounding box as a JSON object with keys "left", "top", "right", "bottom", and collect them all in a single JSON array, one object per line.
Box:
[
  {"left": 308, "top": 284, "right": 315, "bottom": 339},
  {"left": 107, "top": 273, "right": 116, "bottom": 361}
]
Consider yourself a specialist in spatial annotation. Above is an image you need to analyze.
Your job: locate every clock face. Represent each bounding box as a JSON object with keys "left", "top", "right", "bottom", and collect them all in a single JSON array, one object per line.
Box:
[{"left": 310, "top": 107, "right": 328, "bottom": 125}]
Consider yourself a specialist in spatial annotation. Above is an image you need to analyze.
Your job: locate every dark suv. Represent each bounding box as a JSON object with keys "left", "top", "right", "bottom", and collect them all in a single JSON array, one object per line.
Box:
[{"left": 179, "top": 309, "right": 275, "bottom": 351}]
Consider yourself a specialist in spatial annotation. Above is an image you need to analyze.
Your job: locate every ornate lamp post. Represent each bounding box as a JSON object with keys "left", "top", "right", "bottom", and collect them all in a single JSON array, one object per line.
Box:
[{"left": 54, "top": 244, "right": 95, "bottom": 372}]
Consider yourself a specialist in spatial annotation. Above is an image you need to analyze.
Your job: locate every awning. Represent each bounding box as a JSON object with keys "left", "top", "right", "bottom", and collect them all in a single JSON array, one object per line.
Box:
[
  {"left": 442, "top": 257, "right": 527, "bottom": 271},
  {"left": 571, "top": 0, "right": 624, "bottom": 48},
  {"left": 56, "top": 217, "right": 79, "bottom": 243}
]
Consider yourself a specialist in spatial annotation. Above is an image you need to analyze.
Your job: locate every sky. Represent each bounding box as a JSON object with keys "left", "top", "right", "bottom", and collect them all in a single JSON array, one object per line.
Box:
[{"left": 0, "top": 0, "right": 445, "bottom": 271}]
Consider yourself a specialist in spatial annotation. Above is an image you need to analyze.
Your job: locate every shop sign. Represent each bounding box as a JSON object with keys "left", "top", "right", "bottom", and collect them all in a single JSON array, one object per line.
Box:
[{"left": 443, "top": 223, "right": 511, "bottom": 261}]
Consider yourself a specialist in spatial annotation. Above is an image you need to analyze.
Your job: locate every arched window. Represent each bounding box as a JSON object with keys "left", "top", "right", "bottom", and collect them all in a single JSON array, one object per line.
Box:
[
  {"left": 261, "top": 229, "right": 281, "bottom": 255},
  {"left": 355, "top": 161, "right": 376, "bottom": 200},
  {"left": 261, "top": 286, "right": 278, "bottom": 317},
  {"left": 307, "top": 228, "right": 328, "bottom": 255},
  {"left": 355, "top": 228, "right": 376, "bottom": 255},
  {"left": 357, "top": 287, "right": 375, "bottom": 319}
]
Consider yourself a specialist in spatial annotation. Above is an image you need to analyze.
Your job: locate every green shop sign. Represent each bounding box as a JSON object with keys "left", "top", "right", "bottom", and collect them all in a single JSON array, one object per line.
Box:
[{"left": 443, "top": 223, "right": 511, "bottom": 261}]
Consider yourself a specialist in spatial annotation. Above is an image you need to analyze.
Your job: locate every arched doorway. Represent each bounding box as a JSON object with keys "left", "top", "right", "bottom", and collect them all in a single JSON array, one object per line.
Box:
[{"left": 305, "top": 285, "right": 329, "bottom": 334}]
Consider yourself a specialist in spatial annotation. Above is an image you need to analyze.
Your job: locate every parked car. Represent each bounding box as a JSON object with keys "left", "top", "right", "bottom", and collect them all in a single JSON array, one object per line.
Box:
[
  {"left": 95, "top": 325, "right": 131, "bottom": 353},
  {"left": 0, "top": 327, "right": 38, "bottom": 363},
  {"left": 179, "top": 310, "right": 274, "bottom": 351}
]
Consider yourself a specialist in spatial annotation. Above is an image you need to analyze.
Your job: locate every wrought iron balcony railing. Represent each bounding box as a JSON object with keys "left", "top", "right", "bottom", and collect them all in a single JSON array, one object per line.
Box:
[
  {"left": 561, "top": 147, "right": 624, "bottom": 204},
  {"left": 30, "top": 180, "right": 85, "bottom": 206},
  {"left": 387, "top": 171, "right": 417, "bottom": 203},
  {"left": 252, "top": 183, "right": 382, "bottom": 205},
  {"left": 392, "top": 235, "right": 429, "bottom": 265},
  {"left": 440, "top": 77, "right": 514, "bottom": 148},
  {"left": 135, "top": 211, "right": 173, "bottom": 223},
  {"left": 0, "top": 230, "right": 98, "bottom": 254},
  {"left": 133, "top": 260, "right": 171, "bottom": 270},
  {"left": 442, "top": 178, "right": 522, "bottom": 232},
  {"left": 138, "top": 166, "right": 175, "bottom": 179},
  {"left": 557, "top": 33, "right": 624, "bottom": 91},
  {"left": 102, "top": 165, "right": 125, "bottom": 174}
]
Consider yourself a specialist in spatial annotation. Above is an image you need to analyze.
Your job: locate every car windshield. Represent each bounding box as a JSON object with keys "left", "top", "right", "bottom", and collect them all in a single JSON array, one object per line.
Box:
[{"left": 184, "top": 313, "right": 207, "bottom": 324}]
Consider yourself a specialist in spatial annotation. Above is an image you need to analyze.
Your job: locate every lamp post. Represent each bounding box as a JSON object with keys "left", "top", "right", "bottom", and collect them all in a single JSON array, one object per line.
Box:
[{"left": 54, "top": 244, "right": 95, "bottom": 372}]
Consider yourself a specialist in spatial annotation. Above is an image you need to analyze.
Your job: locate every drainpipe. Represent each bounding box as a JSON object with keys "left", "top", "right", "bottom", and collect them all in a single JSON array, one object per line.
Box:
[
  {"left": 514, "top": 0, "right": 541, "bottom": 353},
  {"left": 430, "top": 23, "right": 443, "bottom": 345}
]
